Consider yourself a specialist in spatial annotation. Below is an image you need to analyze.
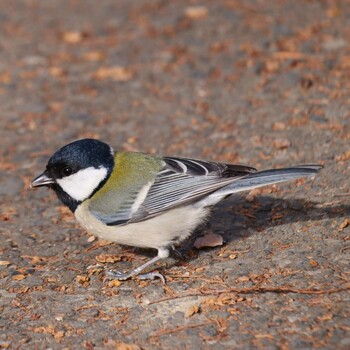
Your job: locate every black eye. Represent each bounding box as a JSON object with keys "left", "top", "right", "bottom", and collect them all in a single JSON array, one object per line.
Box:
[{"left": 62, "top": 166, "right": 73, "bottom": 177}]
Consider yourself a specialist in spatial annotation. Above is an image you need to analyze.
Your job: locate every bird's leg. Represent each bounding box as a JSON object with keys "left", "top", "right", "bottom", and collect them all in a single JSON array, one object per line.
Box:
[{"left": 106, "top": 247, "right": 169, "bottom": 283}]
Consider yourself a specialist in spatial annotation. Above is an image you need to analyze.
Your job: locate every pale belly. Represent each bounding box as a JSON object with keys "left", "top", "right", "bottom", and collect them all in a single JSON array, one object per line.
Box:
[{"left": 74, "top": 201, "right": 210, "bottom": 250}]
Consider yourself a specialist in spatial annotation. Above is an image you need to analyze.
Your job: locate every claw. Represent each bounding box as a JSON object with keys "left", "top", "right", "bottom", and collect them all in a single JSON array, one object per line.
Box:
[
  {"left": 173, "top": 249, "right": 185, "bottom": 260},
  {"left": 103, "top": 248, "right": 169, "bottom": 283}
]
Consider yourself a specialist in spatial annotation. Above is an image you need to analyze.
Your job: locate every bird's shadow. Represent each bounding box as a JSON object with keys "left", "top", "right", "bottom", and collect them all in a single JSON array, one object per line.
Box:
[
  {"left": 209, "top": 195, "right": 348, "bottom": 240},
  {"left": 169, "top": 194, "right": 349, "bottom": 265}
]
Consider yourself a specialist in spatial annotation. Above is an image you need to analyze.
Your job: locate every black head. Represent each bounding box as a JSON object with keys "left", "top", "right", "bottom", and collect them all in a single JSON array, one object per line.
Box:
[{"left": 31, "top": 139, "right": 115, "bottom": 212}]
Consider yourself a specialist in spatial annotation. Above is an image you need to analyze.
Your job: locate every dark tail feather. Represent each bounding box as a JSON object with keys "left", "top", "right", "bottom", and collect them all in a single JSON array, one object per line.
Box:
[
  {"left": 231, "top": 165, "right": 323, "bottom": 191},
  {"left": 198, "top": 165, "right": 322, "bottom": 206}
]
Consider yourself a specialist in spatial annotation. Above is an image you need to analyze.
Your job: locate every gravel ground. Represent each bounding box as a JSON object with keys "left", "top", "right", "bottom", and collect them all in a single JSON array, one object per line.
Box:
[{"left": 1, "top": 1, "right": 349, "bottom": 349}]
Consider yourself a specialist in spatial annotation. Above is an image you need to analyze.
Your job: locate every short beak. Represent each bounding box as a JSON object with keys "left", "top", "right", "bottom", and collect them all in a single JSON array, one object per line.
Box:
[{"left": 30, "top": 171, "right": 55, "bottom": 188}]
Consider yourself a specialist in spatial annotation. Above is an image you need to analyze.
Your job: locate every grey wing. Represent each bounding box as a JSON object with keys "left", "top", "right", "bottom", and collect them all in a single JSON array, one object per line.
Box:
[{"left": 105, "top": 157, "right": 256, "bottom": 226}]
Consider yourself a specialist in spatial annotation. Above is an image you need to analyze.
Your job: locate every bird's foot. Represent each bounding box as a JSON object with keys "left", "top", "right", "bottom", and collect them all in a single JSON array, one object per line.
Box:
[
  {"left": 105, "top": 270, "right": 133, "bottom": 281},
  {"left": 105, "top": 269, "right": 165, "bottom": 284},
  {"left": 104, "top": 249, "right": 168, "bottom": 283},
  {"left": 137, "top": 272, "right": 165, "bottom": 284}
]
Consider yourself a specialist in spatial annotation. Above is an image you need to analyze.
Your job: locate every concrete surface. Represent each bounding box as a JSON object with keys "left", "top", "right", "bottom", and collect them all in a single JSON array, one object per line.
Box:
[{"left": 1, "top": 1, "right": 349, "bottom": 349}]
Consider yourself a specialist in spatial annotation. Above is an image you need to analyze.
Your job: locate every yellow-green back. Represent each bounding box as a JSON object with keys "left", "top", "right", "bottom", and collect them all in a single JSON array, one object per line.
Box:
[{"left": 87, "top": 152, "right": 163, "bottom": 217}]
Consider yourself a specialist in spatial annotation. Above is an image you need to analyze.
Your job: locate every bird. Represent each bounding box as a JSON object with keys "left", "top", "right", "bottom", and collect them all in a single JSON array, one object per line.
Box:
[{"left": 31, "top": 138, "right": 322, "bottom": 282}]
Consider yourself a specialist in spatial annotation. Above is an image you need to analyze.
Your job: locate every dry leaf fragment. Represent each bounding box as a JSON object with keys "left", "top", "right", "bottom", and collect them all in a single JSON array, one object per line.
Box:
[
  {"left": 116, "top": 343, "right": 141, "bottom": 350},
  {"left": 317, "top": 313, "right": 333, "bottom": 321},
  {"left": 33, "top": 325, "right": 56, "bottom": 334},
  {"left": 0, "top": 71, "right": 11, "bottom": 84},
  {"left": 290, "top": 114, "right": 309, "bottom": 127},
  {"left": 194, "top": 233, "right": 223, "bottom": 249},
  {"left": 339, "top": 218, "right": 350, "bottom": 230},
  {"left": 228, "top": 307, "right": 240, "bottom": 315},
  {"left": 87, "top": 266, "right": 104, "bottom": 275},
  {"left": 309, "top": 259, "right": 319, "bottom": 267},
  {"left": 16, "top": 287, "right": 30, "bottom": 294},
  {"left": 12, "top": 274, "right": 26, "bottom": 281},
  {"left": 0, "top": 261, "right": 10, "bottom": 266},
  {"left": 94, "top": 66, "right": 134, "bottom": 81},
  {"left": 108, "top": 280, "right": 122, "bottom": 287},
  {"left": 336, "top": 151, "right": 350, "bottom": 162},
  {"left": 326, "top": 7, "right": 340, "bottom": 18},
  {"left": 62, "top": 31, "right": 83, "bottom": 43},
  {"left": 21, "top": 255, "right": 46, "bottom": 264},
  {"left": 83, "top": 51, "right": 104, "bottom": 61},
  {"left": 95, "top": 254, "right": 121, "bottom": 263},
  {"left": 54, "top": 331, "right": 65, "bottom": 342},
  {"left": 49, "top": 67, "right": 66, "bottom": 78},
  {"left": 184, "top": 6, "right": 208, "bottom": 19},
  {"left": 264, "top": 60, "right": 279, "bottom": 73},
  {"left": 76, "top": 275, "right": 90, "bottom": 284},
  {"left": 0, "top": 207, "right": 17, "bottom": 221},
  {"left": 216, "top": 293, "right": 240, "bottom": 306},
  {"left": 186, "top": 305, "right": 200, "bottom": 317},
  {"left": 246, "top": 187, "right": 265, "bottom": 202},
  {"left": 49, "top": 102, "right": 63, "bottom": 112},
  {"left": 272, "top": 122, "right": 287, "bottom": 131},
  {"left": 273, "top": 138, "right": 291, "bottom": 149},
  {"left": 255, "top": 334, "right": 274, "bottom": 340},
  {"left": 236, "top": 276, "right": 250, "bottom": 283},
  {"left": 33, "top": 325, "right": 65, "bottom": 342}
]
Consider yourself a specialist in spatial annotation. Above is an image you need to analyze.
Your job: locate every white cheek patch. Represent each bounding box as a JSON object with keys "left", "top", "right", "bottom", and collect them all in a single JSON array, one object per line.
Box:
[{"left": 57, "top": 167, "right": 108, "bottom": 202}]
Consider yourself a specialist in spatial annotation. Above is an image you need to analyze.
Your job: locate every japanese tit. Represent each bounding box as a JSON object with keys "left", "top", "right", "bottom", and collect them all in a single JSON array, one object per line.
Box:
[{"left": 31, "top": 139, "right": 321, "bottom": 282}]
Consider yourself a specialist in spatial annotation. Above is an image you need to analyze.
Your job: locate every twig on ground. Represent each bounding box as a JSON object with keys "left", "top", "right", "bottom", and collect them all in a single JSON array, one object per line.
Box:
[{"left": 150, "top": 284, "right": 350, "bottom": 304}]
